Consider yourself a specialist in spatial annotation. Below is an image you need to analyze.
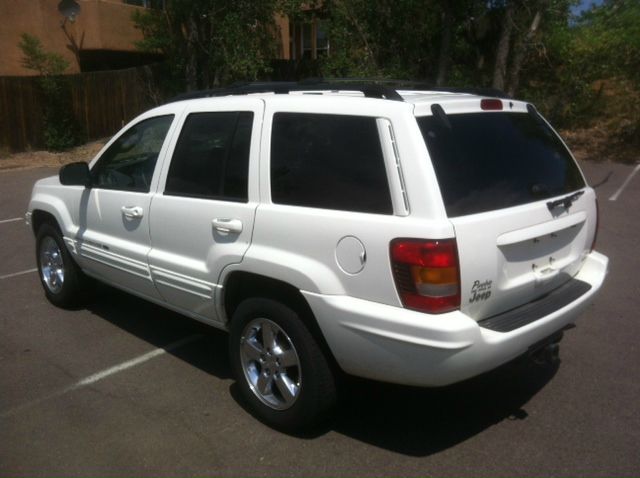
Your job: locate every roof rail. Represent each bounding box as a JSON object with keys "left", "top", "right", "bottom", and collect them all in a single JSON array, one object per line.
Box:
[
  {"left": 167, "top": 81, "right": 405, "bottom": 103},
  {"left": 291, "top": 78, "right": 512, "bottom": 99},
  {"left": 166, "top": 80, "right": 510, "bottom": 104},
  {"left": 317, "top": 78, "right": 512, "bottom": 98},
  {"left": 425, "top": 86, "right": 511, "bottom": 99}
]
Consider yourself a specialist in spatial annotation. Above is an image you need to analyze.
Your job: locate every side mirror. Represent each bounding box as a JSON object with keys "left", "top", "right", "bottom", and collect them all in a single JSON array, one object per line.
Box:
[{"left": 59, "top": 162, "right": 91, "bottom": 188}]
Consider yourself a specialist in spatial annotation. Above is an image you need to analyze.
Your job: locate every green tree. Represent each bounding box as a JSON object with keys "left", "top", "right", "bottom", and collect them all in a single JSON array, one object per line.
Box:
[
  {"left": 318, "top": 0, "right": 444, "bottom": 80},
  {"left": 18, "top": 33, "right": 81, "bottom": 151},
  {"left": 133, "top": 0, "right": 280, "bottom": 91},
  {"left": 569, "top": 0, "right": 640, "bottom": 151},
  {"left": 522, "top": 0, "right": 639, "bottom": 123}
]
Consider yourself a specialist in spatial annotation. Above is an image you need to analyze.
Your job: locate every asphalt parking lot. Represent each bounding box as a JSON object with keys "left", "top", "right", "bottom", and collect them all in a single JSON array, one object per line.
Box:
[{"left": 1, "top": 161, "right": 639, "bottom": 476}]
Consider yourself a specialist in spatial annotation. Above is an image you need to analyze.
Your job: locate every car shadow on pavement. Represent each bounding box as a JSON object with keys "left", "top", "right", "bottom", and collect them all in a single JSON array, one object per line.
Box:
[
  {"left": 85, "top": 283, "right": 559, "bottom": 457},
  {"left": 85, "top": 284, "right": 232, "bottom": 380},
  {"left": 330, "top": 357, "right": 558, "bottom": 456}
]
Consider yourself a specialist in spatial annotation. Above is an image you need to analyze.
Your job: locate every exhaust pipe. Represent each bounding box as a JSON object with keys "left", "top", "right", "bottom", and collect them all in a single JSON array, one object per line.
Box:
[
  {"left": 529, "top": 331, "right": 564, "bottom": 366},
  {"left": 531, "top": 342, "right": 561, "bottom": 366}
]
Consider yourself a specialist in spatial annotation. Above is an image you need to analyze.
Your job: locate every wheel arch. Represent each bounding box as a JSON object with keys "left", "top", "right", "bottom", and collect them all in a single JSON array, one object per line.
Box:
[
  {"left": 31, "top": 209, "right": 61, "bottom": 235},
  {"left": 29, "top": 193, "right": 75, "bottom": 238},
  {"left": 222, "top": 271, "right": 342, "bottom": 373}
]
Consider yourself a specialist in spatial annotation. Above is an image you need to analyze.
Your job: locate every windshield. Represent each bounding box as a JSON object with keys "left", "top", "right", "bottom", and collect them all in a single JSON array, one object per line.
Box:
[{"left": 417, "top": 111, "right": 585, "bottom": 217}]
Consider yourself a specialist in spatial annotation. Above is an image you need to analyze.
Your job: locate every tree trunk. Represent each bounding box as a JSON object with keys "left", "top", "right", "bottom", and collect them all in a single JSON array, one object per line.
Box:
[
  {"left": 436, "top": 2, "right": 454, "bottom": 86},
  {"left": 506, "top": 10, "right": 542, "bottom": 97},
  {"left": 492, "top": 2, "right": 515, "bottom": 91},
  {"left": 185, "top": 13, "right": 199, "bottom": 91}
]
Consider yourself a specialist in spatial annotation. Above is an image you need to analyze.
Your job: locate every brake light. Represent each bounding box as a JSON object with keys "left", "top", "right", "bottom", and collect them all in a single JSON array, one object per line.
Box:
[
  {"left": 591, "top": 198, "right": 599, "bottom": 251},
  {"left": 390, "top": 239, "right": 460, "bottom": 314},
  {"left": 480, "top": 98, "right": 503, "bottom": 111}
]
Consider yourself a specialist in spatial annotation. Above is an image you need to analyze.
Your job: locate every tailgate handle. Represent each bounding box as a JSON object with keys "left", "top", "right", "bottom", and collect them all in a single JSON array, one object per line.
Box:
[
  {"left": 534, "top": 266, "right": 560, "bottom": 285},
  {"left": 212, "top": 218, "right": 243, "bottom": 234}
]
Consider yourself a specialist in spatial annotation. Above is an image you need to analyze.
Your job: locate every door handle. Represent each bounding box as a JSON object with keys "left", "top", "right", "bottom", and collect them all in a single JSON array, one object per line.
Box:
[
  {"left": 212, "top": 218, "right": 243, "bottom": 234},
  {"left": 121, "top": 206, "right": 144, "bottom": 219}
]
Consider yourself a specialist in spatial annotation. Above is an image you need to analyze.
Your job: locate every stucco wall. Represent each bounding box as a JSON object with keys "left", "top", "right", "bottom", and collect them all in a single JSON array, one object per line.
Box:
[{"left": 0, "top": 0, "right": 145, "bottom": 76}]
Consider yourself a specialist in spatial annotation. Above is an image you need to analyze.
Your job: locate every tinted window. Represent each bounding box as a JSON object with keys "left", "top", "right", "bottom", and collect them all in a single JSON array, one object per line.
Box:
[
  {"left": 165, "top": 112, "right": 253, "bottom": 202},
  {"left": 91, "top": 115, "right": 174, "bottom": 192},
  {"left": 271, "top": 113, "right": 392, "bottom": 214},
  {"left": 417, "top": 112, "right": 585, "bottom": 217}
]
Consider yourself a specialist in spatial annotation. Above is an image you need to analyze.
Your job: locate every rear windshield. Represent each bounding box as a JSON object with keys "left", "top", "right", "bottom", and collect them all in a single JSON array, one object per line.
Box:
[{"left": 417, "top": 111, "right": 585, "bottom": 217}]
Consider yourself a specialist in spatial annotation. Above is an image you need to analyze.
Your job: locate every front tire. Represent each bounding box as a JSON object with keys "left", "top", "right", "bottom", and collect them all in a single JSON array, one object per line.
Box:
[
  {"left": 229, "top": 298, "right": 337, "bottom": 431},
  {"left": 36, "top": 223, "right": 87, "bottom": 308}
]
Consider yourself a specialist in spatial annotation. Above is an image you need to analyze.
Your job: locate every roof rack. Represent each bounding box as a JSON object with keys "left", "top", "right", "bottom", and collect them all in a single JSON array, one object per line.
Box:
[
  {"left": 322, "top": 79, "right": 512, "bottom": 99},
  {"left": 424, "top": 86, "right": 511, "bottom": 99},
  {"left": 168, "top": 81, "right": 404, "bottom": 103},
  {"left": 166, "top": 80, "right": 510, "bottom": 104}
]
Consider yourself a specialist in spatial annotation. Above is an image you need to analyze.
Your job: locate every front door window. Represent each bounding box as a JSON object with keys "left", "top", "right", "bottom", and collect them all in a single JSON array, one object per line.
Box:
[{"left": 91, "top": 115, "right": 174, "bottom": 192}]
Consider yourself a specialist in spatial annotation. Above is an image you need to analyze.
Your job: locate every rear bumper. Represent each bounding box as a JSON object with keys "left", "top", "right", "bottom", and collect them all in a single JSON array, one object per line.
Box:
[{"left": 303, "top": 251, "right": 608, "bottom": 387}]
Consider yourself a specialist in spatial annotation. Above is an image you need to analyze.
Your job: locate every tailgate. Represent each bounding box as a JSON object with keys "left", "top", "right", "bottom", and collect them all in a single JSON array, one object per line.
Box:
[{"left": 452, "top": 190, "right": 596, "bottom": 320}]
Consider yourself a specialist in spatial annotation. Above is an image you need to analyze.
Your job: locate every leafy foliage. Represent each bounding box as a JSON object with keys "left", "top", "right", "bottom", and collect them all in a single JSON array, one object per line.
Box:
[
  {"left": 314, "top": 0, "right": 637, "bottom": 139},
  {"left": 318, "top": 0, "right": 453, "bottom": 80},
  {"left": 18, "top": 34, "right": 82, "bottom": 151},
  {"left": 132, "top": 0, "right": 279, "bottom": 92},
  {"left": 530, "top": 0, "right": 640, "bottom": 152},
  {"left": 572, "top": 0, "right": 640, "bottom": 84},
  {"left": 19, "top": 33, "right": 70, "bottom": 77},
  {"left": 130, "top": 0, "right": 637, "bottom": 157}
]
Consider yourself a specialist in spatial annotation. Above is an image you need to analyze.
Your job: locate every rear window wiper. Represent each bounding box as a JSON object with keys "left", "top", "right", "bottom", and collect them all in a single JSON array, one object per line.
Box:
[
  {"left": 547, "top": 190, "right": 584, "bottom": 211},
  {"left": 431, "top": 104, "right": 452, "bottom": 129}
]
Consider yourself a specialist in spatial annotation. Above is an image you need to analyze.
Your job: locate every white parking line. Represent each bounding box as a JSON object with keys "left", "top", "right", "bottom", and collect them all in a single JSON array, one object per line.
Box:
[
  {"left": 609, "top": 163, "right": 640, "bottom": 201},
  {"left": 0, "top": 334, "right": 202, "bottom": 419},
  {"left": 76, "top": 334, "right": 201, "bottom": 387},
  {"left": 0, "top": 217, "right": 22, "bottom": 224},
  {"left": 0, "top": 268, "right": 38, "bottom": 280}
]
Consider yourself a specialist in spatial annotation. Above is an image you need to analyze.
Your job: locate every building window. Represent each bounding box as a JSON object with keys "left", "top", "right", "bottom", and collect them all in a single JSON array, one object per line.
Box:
[
  {"left": 316, "top": 21, "right": 329, "bottom": 57},
  {"left": 289, "top": 18, "right": 329, "bottom": 60},
  {"left": 123, "top": 0, "right": 165, "bottom": 9}
]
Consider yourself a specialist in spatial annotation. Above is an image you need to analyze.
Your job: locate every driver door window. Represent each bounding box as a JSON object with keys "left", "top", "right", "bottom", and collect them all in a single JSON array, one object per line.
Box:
[{"left": 91, "top": 115, "right": 174, "bottom": 192}]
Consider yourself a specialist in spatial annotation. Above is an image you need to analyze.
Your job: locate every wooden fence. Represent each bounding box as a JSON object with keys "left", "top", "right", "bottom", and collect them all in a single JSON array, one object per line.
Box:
[{"left": 0, "top": 66, "right": 159, "bottom": 153}]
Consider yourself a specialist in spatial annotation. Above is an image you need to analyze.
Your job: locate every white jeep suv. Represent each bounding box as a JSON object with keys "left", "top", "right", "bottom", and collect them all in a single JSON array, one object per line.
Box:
[{"left": 27, "top": 82, "right": 608, "bottom": 430}]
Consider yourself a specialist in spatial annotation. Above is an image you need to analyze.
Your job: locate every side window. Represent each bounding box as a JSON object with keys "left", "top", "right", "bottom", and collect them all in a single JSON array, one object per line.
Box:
[
  {"left": 164, "top": 111, "right": 253, "bottom": 202},
  {"left": 270, "top": 113, "right": 393, "bottom": 214},
  {"left": 91, "top": 115, "right": 174, "bottom": 192}
]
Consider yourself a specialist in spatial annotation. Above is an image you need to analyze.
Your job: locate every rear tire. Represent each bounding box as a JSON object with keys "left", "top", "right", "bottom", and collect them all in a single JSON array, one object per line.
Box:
[
  {"left": 36, "top": 223, "right": 87, "bottom": 308},
  {"left": 229, "top": 298, "right": 337, "bottom": 431}
]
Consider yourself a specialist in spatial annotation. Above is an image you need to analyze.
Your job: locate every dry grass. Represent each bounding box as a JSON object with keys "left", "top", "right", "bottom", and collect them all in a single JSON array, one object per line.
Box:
[
  {"left": 561, "top": 125, "right": 638, "bottom": 164},
  {"left": 0, "top": 140, "right": 106, "bottom": 172},
  {"left": 561, "top": 78, "right": 639, "bottom": 164}
]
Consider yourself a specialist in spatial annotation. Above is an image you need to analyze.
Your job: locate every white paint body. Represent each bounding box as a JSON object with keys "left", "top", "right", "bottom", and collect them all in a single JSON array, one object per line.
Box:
[{"left": 27, "top": 90, "right": 609, "bottom": 387}]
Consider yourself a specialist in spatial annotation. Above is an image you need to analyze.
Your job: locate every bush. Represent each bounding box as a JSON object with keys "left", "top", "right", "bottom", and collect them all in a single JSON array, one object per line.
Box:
[{"left": 18, "top": 33, "right": 82, "bottom": 151}]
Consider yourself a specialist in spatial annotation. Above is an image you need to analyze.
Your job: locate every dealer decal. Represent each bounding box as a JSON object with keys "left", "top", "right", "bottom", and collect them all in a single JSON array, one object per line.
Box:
[{"left": 469, "top": 279, "right": 492, "bottom": 303}]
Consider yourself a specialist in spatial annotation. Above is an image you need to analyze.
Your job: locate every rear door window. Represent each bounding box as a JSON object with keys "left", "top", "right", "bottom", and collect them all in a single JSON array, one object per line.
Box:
[
  {"left": 417, "top": 112, "right": 585, "bottom": 217},
  {"left": 270, "top": 113, "right": 392, "bottom": 214},
  {"left": 164, "top": 111, "right": 253, "bottom": 202}
]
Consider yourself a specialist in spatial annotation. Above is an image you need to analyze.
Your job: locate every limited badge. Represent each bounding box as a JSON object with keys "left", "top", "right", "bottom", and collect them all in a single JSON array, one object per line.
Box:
[{"left": 469, "top": 279, "right": 492, "bottom": 303}]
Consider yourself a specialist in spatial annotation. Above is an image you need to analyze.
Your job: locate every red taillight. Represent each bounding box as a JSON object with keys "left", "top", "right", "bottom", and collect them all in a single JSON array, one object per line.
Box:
[
  {"left": 390, "top": 238, "right": 460, "bottom": 314},
  {"left": 480, "top": 98, "right": 503, "bottom": 111},
  {"left": 591, "top": 198, "right": 599, "bottom": 251}
]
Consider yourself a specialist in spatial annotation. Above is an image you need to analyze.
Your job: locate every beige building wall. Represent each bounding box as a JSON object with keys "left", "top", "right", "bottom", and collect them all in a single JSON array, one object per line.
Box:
[{"left": 0, "top": 0, "right": 146, "bottom": 76}]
